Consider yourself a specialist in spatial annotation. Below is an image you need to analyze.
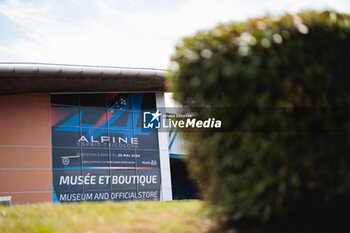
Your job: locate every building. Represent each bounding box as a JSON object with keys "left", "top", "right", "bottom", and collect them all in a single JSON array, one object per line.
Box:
[{"left": 0, "top": 63, "right": 195, "bottom": 204}]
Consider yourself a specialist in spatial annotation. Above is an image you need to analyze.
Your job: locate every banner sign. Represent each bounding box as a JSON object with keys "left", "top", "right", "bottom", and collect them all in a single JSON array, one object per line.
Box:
[{"left": 51, "top": 93, "right": 161, "bottom": 202}]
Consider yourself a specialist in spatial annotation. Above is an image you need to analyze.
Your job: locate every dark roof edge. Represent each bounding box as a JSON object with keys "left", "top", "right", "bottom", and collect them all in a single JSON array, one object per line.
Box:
[{"left": 0, "top": 62, "right": 168, "bottom": 95}]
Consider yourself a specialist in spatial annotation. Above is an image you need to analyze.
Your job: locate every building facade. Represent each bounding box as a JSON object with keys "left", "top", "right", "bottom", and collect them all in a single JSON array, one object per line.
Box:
[{"left": 0, "top": 63, "right": 179, "bottom": 204}]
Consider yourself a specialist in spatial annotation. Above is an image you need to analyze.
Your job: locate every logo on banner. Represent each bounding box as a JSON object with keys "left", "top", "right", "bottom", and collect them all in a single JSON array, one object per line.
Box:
[
  {"left": 143, "top": 110, "right": 161, "bottom": 129},
  {"left": 62, "top": 157, "right": 70, "bottom": 165}
]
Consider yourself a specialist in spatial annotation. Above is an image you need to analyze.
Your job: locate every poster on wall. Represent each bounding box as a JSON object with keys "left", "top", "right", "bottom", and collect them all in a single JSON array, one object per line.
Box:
[{"left": 51, "top": 93, "right": 161, "bottom": 203}]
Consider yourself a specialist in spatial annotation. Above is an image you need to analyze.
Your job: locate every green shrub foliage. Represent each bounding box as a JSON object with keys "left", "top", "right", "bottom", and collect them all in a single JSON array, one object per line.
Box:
[{"left": 169, "top": 11, "right": 350, "bottom": 232}]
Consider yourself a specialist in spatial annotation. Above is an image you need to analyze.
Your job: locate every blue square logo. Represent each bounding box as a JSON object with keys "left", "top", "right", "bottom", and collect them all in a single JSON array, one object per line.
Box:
[{"left": 143, "top": 110, "right": 161, "bottom": 129}]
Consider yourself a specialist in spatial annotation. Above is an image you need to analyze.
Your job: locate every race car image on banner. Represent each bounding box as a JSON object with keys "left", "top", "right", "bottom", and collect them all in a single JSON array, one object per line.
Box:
[{"left": 51, "top": 93, "right": 161, "bottom": 203}]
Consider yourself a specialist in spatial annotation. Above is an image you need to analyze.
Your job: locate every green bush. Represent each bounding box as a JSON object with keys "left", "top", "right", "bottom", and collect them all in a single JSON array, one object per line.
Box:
[{"left": 169, "top": 11, "right": 350, "bottom": 232}]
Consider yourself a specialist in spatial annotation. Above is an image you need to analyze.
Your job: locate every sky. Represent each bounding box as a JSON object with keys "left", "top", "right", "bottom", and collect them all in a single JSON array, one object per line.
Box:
[{"left": 0, "top": 0, "right": 349, "bottom": 69}]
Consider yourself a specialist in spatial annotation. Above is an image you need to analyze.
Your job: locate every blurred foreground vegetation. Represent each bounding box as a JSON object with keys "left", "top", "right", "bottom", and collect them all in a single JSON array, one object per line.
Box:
[
  {"left": 0, "top": 200, "right": 212, "bottom": 233},
  {"left": 170, "top": 10, "right": 350, "bottom": 233}
]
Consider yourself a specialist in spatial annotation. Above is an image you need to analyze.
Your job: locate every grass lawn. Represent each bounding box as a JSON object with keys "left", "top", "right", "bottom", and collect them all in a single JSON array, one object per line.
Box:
[{"left": 0, "top": 200, "right": 213, "bottom": 233}]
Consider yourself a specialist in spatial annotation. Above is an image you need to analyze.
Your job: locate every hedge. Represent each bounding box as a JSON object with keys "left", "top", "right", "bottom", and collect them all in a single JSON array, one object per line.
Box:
[{"left": 169, "top": 11, "right": 350, "bottom": 232}]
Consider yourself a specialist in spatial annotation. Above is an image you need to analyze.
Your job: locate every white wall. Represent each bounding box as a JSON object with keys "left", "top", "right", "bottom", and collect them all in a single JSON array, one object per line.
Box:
[{"left": 156, "top": 92, "right": 173, "bottom": 201}]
